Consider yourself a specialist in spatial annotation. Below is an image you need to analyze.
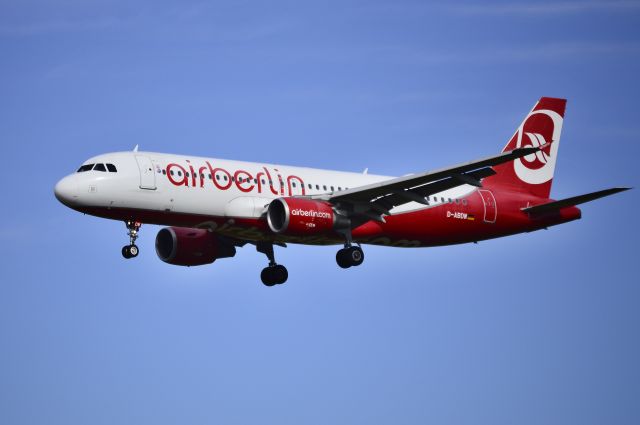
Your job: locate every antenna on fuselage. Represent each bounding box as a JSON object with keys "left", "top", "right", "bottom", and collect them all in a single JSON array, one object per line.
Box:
[
  {"left": 133, "top": 144, "right": 139, "bottom": 152},
  {"left": 363, "top": 168, "right": 368, "bottom": 175}
]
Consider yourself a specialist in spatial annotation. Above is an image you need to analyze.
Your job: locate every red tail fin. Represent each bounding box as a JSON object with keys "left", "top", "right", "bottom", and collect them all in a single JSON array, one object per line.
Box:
[{"left": 485, "top": 97, "right": 567, "bottom": 198}]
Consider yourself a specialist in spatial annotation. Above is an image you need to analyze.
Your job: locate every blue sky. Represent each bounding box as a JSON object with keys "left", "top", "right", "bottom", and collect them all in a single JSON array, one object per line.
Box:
[{"left": 1, "top": 1, "right": 639, "bottom": 424}]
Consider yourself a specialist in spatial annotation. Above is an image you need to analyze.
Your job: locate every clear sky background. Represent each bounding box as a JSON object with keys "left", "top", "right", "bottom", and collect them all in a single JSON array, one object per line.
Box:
[{"left": 1, "top": 1, "right": 639, "bottom": 424}]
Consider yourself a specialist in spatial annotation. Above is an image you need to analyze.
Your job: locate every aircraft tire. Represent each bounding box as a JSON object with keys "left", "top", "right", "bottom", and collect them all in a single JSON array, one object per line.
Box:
[
  {"left": 336, "top": 249, "right": 352, "bottom": 268},
  {"left": 261, "top": 267, "right": 277, "bottom": 286},
  {"left": 273, "top": 265, "right": 288, "bottom": 284}
]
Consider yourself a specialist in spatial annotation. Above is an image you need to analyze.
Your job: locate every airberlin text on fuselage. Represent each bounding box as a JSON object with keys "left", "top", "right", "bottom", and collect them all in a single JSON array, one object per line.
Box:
[{"left": 165, "top": 160, "right": 306, "bottom": 196}]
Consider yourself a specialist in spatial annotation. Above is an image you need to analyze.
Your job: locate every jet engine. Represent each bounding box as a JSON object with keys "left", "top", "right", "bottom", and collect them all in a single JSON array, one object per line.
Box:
[
  {"left": 155, "top": 227, "right": 236, "bottom": 266},
  {"left": 267, "top": 197, "right": 349, "bottom": 236}
]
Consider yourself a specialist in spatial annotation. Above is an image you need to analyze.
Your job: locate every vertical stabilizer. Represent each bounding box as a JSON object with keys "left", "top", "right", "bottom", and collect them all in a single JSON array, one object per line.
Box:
[{"left": 485, "top": 97, "right": 566, "bottom": 198}]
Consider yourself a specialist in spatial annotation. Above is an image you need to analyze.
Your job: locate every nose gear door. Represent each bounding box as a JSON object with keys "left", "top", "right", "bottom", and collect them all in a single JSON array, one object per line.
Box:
[{"left": 135, "top": 155, "right": 156, "bottom": 190}]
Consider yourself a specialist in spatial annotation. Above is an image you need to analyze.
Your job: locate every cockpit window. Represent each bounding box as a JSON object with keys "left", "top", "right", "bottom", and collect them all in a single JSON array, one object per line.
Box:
[
  {"left": 94, "top": 163, "right": 107, "bottom": 172},
  {"left": 77, "top": 164, "right": 94, "bottom": 172},
  {"left": 106, "top": 163, "right": 117, "bottom": 172}
]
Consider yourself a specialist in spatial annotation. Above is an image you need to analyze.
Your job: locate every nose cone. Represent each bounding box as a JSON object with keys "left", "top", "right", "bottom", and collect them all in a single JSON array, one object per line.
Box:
[{"left": 54, "top": 176, "right": 79, "bottom": 206}]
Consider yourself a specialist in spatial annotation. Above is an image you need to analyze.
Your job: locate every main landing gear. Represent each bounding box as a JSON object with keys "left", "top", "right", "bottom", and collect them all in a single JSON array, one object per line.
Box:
[
  {"left": 336, "top": 245, "right": 364, "bottom": 268},
  {"left": 335, "top": 228, "right": 365, "bottom": 269},
  {"left": 257, "top": 242, "right": 288, "bottom": 286},
  {"left": 122, "top": 220, "right": 141, "bottom": 259}
]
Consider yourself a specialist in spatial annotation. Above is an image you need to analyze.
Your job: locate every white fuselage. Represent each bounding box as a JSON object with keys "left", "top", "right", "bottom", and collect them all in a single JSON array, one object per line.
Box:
[{"left": 55, "top": 151, "right": 476, "bottom": 224}]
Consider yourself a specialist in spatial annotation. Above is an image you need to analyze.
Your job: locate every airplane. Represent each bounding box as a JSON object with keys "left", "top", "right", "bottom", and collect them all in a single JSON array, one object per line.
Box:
[{"left": 54, "top": 97, "right": 630, "bottom": 286}]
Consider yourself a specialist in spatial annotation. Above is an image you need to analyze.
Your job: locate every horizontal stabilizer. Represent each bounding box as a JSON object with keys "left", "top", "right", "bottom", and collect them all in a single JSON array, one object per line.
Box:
[{"left": 522, "top": 187, "right": 631, "bottom": 215}]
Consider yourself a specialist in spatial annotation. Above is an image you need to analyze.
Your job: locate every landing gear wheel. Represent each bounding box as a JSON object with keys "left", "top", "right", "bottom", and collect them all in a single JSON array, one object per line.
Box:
[
  {"left": 348, "top": 246, "right": 364, "bottom": 266},
  {"left": 121, "top": 245, "right": 139, "bottom": 259},
  {"left": 336, "top": 249, "right": 352, "bottom": 269},
  {"left": 128, "top": 244, "right": 139, "bottom": 258},
  {"left": 273, "top": 264, "right": 288, "bottom": 284},
  {"left": 261, "top": 267, "right": 277, "bottom": 286},
  {"left": 336, "top": 246, "right": 365, "bottom": 268},
  {"left": 261, "top": 265, "right": 288, "bottom": 286}
]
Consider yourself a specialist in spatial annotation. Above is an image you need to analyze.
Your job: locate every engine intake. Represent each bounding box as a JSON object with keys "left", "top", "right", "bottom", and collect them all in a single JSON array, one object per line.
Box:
[
  {"left": 155, "top": 227, "right": 236, "bottom": 266},
  {"left": 267, "top": 197, "right": 348, "bottom": 236}
]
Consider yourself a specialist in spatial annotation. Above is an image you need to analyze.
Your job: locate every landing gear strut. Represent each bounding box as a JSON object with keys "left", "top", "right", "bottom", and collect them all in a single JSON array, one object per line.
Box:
[
  {"left": 257, "top": 242, "right": 288, "bottom": 286},
  {"left": 336, "top": 229, "right": 364, "bottom": 269},
  {"left": 122, "top": 220, "right": 141, "bottom": 259}
]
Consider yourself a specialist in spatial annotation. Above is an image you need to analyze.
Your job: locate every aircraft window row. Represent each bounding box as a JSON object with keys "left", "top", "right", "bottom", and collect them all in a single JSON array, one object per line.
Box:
[
  {"left": 77, "top": 163, "right": 117, "bottom": 173},
  {"left": 426, "top": 196, "right": 468, "bottom": 206},
  {"left": 160, "top": 167, "right": 350, "bottom": 192}
]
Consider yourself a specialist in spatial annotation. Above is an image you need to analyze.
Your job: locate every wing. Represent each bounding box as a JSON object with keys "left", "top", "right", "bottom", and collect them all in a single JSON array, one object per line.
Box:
[{"left": 310, "top": 146, "right": 543, "bottom": 223}]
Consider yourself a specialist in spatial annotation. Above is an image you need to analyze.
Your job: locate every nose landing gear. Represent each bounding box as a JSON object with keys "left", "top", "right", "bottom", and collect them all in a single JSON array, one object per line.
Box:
[
  {"left": 122, "top": 221, "right": 141, "bottom": 259},
  {"left": 257, "top": 242, "right": 288, "bottom": 286}
]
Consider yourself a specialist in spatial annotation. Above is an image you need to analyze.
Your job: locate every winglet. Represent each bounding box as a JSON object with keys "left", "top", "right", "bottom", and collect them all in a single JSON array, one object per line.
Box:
[{"left": 133, "top": 144, "right": 139, "bottom": 152}]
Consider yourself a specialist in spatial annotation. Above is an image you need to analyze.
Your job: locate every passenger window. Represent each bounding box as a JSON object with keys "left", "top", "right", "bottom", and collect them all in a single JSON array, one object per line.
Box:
[
  {"left": 106, "top": 163, "right": 117, "bottom": 172},
  {"left": 162, "top": 169, "right": 166, "bottom": 175},
  {"left": 316, "top": 185, "right": 319, "bottom": 190},
  {"left": 323, "top": 185, "right": 327, "bottom": 190},
  {"left": 186, "top": 172, "right": 190, "bottom": 177},
  {"left": 94, "top": 163, "right": 107, "bottom": 172},
  {"left": 338, "top": 187, "right": 342, "bottom": 191},
  {"left": 455, "top": 199, "right": 459, "bottom": 204},
  {"left": 292, "top": 182, "right": 297, "bottom": 188},
  {"left": 170, "top": 170, "right": 174, "bottom": 176},
  {"left": 330, "top": 186, "right": 334, "bottom": 191},
  {"left": 441, "top": 197, "right": 445, "bottom": 203},
  {"left": 308, "top": 184, "right": 312, "bottom": 189},
  {"left": 462, "top": 199, "right": 468, "bottom": 206},
  {"left": 77, "top": 164, "right": 94, "bottom": 172},
  {"left": 178, "top": 171, "right": 182, "bottom": 177},
  {"left": 224, "top": 175, "right": 228, "bottom": 181},
  {"left": 216, "top": 174, "right": 220, "bottom": 181},
  {"left": 262, "top": 179, "right": 266, "bottom": 185},
  {"left": 448, "top": 198, "right": 452, "bottom": 203}
]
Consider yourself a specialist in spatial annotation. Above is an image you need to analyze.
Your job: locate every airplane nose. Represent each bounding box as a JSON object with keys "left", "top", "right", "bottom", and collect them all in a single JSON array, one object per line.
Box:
[{"left": 54, "top": 176, "right": 79, "bottom": 206}]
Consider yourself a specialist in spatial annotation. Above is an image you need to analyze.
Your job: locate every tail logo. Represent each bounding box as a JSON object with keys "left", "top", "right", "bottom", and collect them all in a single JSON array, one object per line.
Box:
[{"left": 513, "top": 109, "right": 563, "bottom": 185}]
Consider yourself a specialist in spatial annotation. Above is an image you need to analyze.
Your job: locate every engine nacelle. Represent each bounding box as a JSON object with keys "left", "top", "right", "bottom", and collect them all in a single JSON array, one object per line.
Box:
[
  {"left": 267, "top": 197, "right": 348, "bottom": 236},
  {"left": 155, "top": 227, "right": 236, "bottom": 266}
]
